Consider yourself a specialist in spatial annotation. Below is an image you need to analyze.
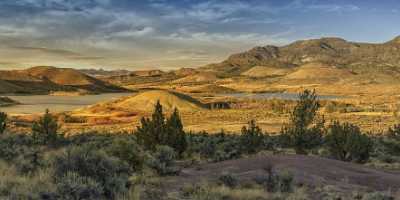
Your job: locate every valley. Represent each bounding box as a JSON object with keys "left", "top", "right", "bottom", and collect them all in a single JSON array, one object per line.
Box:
[
  {"left": 2, "top": 1, "right": 400, "bottom": 199},
  {"left": 3, "top": 37, "right": 400, "bottom": 135}
]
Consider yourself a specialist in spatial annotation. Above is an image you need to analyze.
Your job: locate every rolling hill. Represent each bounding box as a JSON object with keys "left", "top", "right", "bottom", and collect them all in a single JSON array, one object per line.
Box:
[
  {"left": 173, "top": 72, "right": 219, "bottom": 84},
  {"left": 0, "top": 66, "right": 128, "bottom": 94},
  {"left": 241, "top": 66, "right": 293, "bottom": 78},
  {"left": 283, "top": 62, "right": 356, "bottom": 84},
  {"left": 79, "top": 90, "right": 207, "bottom": 115}
]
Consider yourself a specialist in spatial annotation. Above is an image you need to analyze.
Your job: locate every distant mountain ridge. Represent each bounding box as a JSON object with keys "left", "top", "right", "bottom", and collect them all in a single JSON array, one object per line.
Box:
[
  {"left": 203, "top": 36, "right": 400, "bottom": 76},
  {"left": 0, "top": 66, "right": 129, "bottom": 94}
]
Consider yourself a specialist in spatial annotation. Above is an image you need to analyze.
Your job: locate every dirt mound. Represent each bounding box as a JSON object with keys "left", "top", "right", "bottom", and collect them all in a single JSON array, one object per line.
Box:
[
  {"left": 168, "top": 155, "right": 400, "bottom": 193},
  {"left": 116, "top": 90, "right": 206, "bottom": 112},
  {"left": 284, "top": 63, "right": 354, "bottom": 82},
  {"left": 82, "top": 90, "right": 207, "bottom": 114},
  {"left": 173, "top": 72, "right": 219, "bottom": 83},
  {"left": 241, "top": 66, "right": 292, "bottom": 77}
]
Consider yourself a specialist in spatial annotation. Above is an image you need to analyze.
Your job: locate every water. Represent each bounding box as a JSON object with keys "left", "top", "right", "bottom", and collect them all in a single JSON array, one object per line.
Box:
[
  {"left": 221, "top": 92, "right": 342, "bottom": 100},
  {"left": 1, "top": 92, "right": 342, "bottom": 114},
  {"left": 0, "top": 93, "right": 134, "bottom": 114}
]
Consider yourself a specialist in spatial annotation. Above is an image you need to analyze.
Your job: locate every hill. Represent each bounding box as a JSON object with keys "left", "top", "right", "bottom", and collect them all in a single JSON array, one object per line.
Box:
[
  {"left": 132, "top": 69, "right": 165, "bottom": 77},
  {"left": 0, "top": 96, "right": 19, "bottom": 107},
  {"left": 241, "top": 66, "right": 293, "bottom": 78},
  {"left": 177, "top": 84, "right": 237, "bottom": 94},
  {"left": 79, "top": 68, "right": 132, "bottom": 77},
  {"left": 117, "top": 90, "right": 206, "bottom": 111},
  {"left": 283, "top": 62, "right": 355, "bottom": 83},
  {"left": 173, "top": 72, "right": 219, "bottom": 84},
  {"left": 0, "top": 66, "right": 128, "bottom": 94},
  {"left": 203, "top": 36, "right": 400, "bottom": 77},
  {"left": 168, "top": 154, "right": 400, "bottom": 195},
  {"left": 80, "top": 90, "right": 207, "bottom": 115}
]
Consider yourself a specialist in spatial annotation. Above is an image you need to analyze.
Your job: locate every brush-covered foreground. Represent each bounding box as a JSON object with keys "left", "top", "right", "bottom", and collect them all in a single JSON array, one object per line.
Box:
[{"left": 0, "top": 90, "right": 400, "bottom": 200}]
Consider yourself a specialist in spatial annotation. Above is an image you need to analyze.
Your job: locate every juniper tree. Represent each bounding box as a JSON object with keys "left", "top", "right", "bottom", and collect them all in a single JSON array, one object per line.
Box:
[
  {"left": 32, "top": 109, "right": 59, "bottom": 145},
  {"left": 152, "top": 100, "right": 167, "bottom": 144},
  {"left": 136, "top": 101, "right": 187, "bottom": 154},
  {"left": 240, "top": 120, "right": 264, "bottom": 154},
  {"left": 136, "top": 101, "right": 166, "bottom": 150},
  {"left": 166, "top": 108, "right": 187, "bottom": 156},
  {"left": 0, "top": 112, "right": 6, "bottom": 134},
  {"left": 282, "top": 89, "right": 324, "bottom": 154},
  {"left": 325, "top": 121, "right": 373, "bottom": 163}
]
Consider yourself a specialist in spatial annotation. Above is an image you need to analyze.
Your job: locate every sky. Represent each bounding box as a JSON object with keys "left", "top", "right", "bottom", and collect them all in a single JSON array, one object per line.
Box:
[{"left": 0, "top": 0, "right": 399, "bottom": 70}]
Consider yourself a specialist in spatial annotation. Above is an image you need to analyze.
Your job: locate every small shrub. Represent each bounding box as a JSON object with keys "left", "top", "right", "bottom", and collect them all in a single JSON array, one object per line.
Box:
[
  {"left": 0, "top": 112, "right": 6, "bottom": 134},
  {"left": 53, "top": 146, "right": 131, "bottom": 198},
  {"left": 218, "top": 172, "right": 238, "bottom": 188},
  {"left": 56, "top": 172, "right": 104, "bottom": 200},
  {"left": 388, "top": 124, "right": 400, "bottom": 139},
  {"left": 279, "top": 170, "right": 294, "bottom": 193},
  {"left": 14, "top": 148, "right": 44, "bottom": 175},
  {"left": 106, "top": 138, "right": 144, "bottom": 171},
  {"left": 255, "top": 165, "right": 294, "bottom": 193},
  {"left": 240, "top": 120, "right": 264, "bottom": 154},
  {"left": 32, "top": 109, "right": 62, "bottom": 145},
  {"left": 325, "top": 121, "right": 373, "bottom": 163},
  {"left": 0, "top": 133, "right": 33, "bottom": 161},
  {"left": 361, "top": 192, "right": 394, "bottom": 200},
  {"left": 147, "top": 145, "right": 179, "bottom": 176}
]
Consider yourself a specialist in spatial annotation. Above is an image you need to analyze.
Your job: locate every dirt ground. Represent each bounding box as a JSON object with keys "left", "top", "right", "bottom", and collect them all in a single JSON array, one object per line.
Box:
[{"left": 164, "top": 154, "right": 400, "bottom": 195}]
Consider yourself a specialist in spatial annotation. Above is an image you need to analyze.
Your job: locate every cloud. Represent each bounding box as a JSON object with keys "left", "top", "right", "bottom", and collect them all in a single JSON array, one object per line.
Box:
[
  {"left": 12, "top": 46, "right": 81, "bottom": 56},
  {"left": 186, "top": 0, "right": 250, "bottom": 21},
  {"left": 109, "top": 27, "right": 155, "bottom": 38},
  {"left": 2, "top": 0, "right": 371, "bottom": 69},
  {"left": 306, "top": 4, "right": 360, "bottom": 12},
  {"left": 286, "top": 0, "right": 360, "bottom": 13}
]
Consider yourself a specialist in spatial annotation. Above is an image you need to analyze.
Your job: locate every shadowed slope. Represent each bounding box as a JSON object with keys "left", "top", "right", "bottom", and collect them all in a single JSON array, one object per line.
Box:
[
  {"left": 0, "top": 66, "right": 128, "bottom": 94},
  {"left": 167, "top": 154, "right": 400, "bottom": 194}
]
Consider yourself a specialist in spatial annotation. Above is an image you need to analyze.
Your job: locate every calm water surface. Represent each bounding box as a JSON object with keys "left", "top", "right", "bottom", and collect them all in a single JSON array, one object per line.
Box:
[
  {"left": 1, "top": 92, "right": 342, "bottom": 114},
  {"left": 221, "top": 92, "right": 342, "bottom": 100},
  {"left": 1, "top": 93, "right": 134, "bottom": 114}
]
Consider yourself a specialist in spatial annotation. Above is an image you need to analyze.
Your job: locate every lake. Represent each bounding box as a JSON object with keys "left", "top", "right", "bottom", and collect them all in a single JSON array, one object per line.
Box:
[
  {"left": 1, "top": 92, "right": 342, "bottom": 115},
  {"left": 221, "top": 92, "right": 342, "bottom": 100},
  {"left": 0, "top": 93, "right": 134, "bottom": 114}
]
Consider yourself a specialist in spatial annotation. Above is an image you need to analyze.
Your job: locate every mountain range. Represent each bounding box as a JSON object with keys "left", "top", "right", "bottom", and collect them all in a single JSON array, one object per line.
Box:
[
  {"left": 2, "top": 36, "right": 400, "bottom": 95},
  {"left": 203, "top": 36, "right": 400, "bottom": 77}
]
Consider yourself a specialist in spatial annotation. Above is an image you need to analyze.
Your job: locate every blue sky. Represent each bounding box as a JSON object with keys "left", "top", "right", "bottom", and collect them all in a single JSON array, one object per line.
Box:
[{"left": 0, "top": 0, "right": 399, "bottom": 70}]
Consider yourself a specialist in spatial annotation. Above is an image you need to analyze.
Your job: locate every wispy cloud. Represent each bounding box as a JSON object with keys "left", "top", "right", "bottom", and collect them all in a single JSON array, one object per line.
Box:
[
  {"left": 0, "top": 0, "right": 397, "bottom": 69},
  {"left": 286, "top": 0, "right": 360, "bottom": 13}
]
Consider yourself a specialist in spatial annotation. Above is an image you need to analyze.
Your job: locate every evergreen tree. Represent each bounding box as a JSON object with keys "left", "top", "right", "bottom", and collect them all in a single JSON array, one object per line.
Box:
[
  {"left": 152, "top": 100, "right": 167, "bottom": 144},
  {"left": 32, "top": 109, "right": 59, "bottom": 145},
  {"left": 166, "top": 108, "right": 187, "bottom": 156},
  {"left": 240, "top": 120, "right": 264, "bottom": 154},
  {"left": 136, "top": 100, "right": 166, "bottom": 150},
  {"left": 282, "top": 90, "right": 324, "bottom": 154},
  {"left": 136, "top": 101, "right": 188, "bottom": 154},
  {"left": 136, "top": 116, "right": 157, "bottom": 150},
  {"left": 0, "top": 112, "right": 7, "bottom": 134},
  {"left": 325, "top": 121, "right": 373, "bottom": 163}
]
